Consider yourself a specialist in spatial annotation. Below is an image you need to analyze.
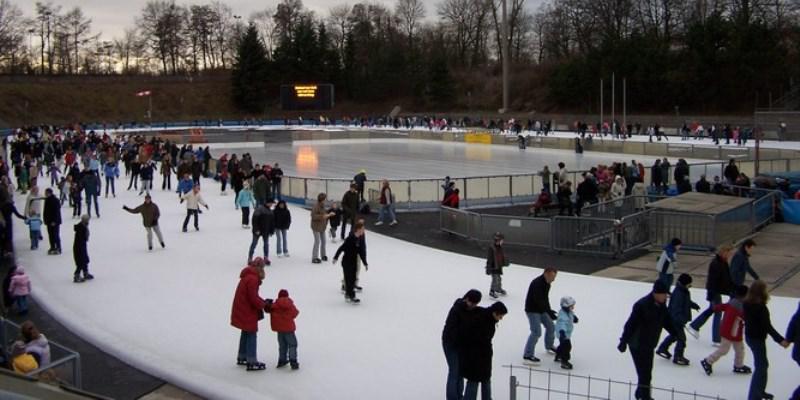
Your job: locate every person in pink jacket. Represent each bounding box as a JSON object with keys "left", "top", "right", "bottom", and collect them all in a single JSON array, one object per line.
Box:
[{"left": 8, "top": 267, "right": 31, "bottom": 315}]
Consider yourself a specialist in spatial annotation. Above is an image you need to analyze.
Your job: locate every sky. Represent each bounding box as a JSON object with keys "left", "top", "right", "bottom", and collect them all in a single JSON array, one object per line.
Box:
[{"left": 18, "top": 0, "right": 545, "bottom": 41}]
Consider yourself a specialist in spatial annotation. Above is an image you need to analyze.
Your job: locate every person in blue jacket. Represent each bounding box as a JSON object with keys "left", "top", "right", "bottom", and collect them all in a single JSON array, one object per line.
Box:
[
  {"left": 176, "top": 173, "right": 194, "bottom": 198},
  {"left": 103, "top": 160, "right": 119, "bottom": 198},
  {"left": 236, "top": 181, "right": 256, "bottom": 228},
  {"left": 730, "top": 239, "right": 760, "bottom": 286},
  {"left": 656, "top": 273, "right": 700, "bottom": 366},
  {"left": 554, "top": 296, "right": 578, "bottom": 370}
]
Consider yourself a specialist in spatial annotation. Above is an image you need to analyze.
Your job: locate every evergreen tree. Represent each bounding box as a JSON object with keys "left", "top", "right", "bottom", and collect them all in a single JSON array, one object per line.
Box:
[
  {"left": 426, "top": 55, "right": 455, "bottom": 106},
  {"left": 231, "top": 25, "right": 271, "bottom": 113}
]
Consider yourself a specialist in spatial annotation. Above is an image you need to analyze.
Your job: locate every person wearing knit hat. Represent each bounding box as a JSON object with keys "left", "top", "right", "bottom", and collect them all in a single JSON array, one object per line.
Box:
[
  {"left": 270, "top": 289, "right": 300, "bottom": 370},
  {"left": 442, "top": 289, "right": 483, "bottom": 400},
  {"left": 618, "top": 280, "right": 682, "bottom": 400},
  {"left": 657, "top": 273, "right": 701, "bottom": 366}
]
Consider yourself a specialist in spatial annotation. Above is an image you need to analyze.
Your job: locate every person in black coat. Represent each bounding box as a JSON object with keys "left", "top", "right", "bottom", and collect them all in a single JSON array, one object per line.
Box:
[
  {"left": 333, "top": 221, "right": 368, "bottom": 303},
  {"left": 1, "top": 200, "right": 26, "bottom": 255},
  {"left": 618, "top": 280, "right": 680, "bottom": 400},
  {"left": 442, "top": 289, "right": 482, "bottom": 400},
  {"left": 248, "top": 200, "right": 275, "bottom": 264},
  {"left": 575, "top": 173, "right": 598, "bottom": 217},
  {"left": 340, "top": 184, "right": 359, "bottom": 240},
  {"left": 73, "top": 214, "right": 93, "bottom": 283},
  {"left": 459, "top": 301, "right": 508, "bottom": 400},
  {"left": 274, "top": 200, "right": 291, "bottom": 257},
  {"left": 688, "top": 245, "right": 733, "bottom": 344},
  {"left": 695, "top": 175, "right": 711, "bottom": 193},
  {"left": 43, "top": 188, "right": 62, "bottom": 255},
  {"left": 743, "top": 280, "right": 790, "bottom": 400},
  {"left": 523, "top": 268, "right": 558, "bottom": 363}
]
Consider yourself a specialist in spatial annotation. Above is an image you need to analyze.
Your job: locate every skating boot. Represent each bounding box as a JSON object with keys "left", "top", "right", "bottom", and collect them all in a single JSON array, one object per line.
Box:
[{"left": 700, "top": 359, "right": 712, "bottom": 375}]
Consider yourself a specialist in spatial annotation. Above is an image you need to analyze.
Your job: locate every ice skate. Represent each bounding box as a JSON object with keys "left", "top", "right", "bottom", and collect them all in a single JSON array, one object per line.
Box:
[
  {"left": 246, "top": 362, "right": 266, "bottom": 371},
  {"left": 700, "top": 359, "right": 712, "bottom": 375},
  {"left": 686, "top": 326, "right": 699, "bottom": 339},
  {"left": 523, "top": 356, "right": 540, "bottom": 365},
  {"left": 560, "top": 361, "right": 573, "bottom": 370},
  {"left": 656, "top": 349, "right": 671, "bottom": 360},
  {"left": 733, "top": 365, "right": 752, "bottom": 374},
  {"left": 673, "top": 356, "right": 690, "bottom": 366}
]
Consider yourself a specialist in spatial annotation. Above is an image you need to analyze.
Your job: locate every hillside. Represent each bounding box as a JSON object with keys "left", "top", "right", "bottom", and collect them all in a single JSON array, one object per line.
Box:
[{"left": 0, "top": 73, "right": 757, "bottom": 128}]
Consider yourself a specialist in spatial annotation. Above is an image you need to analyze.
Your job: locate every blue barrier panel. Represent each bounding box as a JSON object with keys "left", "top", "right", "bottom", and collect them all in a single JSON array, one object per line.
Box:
[{"left": 782, "top": 199, "right": 800, "bottom": 224}]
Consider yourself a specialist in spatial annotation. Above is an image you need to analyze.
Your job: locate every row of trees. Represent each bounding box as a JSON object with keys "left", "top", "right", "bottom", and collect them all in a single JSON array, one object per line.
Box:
[{"left": 2, "top": 0, "right": 800, "bottom": 113}]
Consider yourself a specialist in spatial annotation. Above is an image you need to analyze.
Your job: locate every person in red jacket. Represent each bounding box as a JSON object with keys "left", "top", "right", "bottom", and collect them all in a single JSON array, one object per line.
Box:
[
  {"left": 230, "top": 257, "right": 268, "bottom": 371},
  {"left": 700, "top": 285, "right": 751, "bottom": 376},
  {"left": 270, "top": 289, "right": 300, "bottom": 370},
  {"left": 442, "top": 188, "right": 460, "bottom": 209}
]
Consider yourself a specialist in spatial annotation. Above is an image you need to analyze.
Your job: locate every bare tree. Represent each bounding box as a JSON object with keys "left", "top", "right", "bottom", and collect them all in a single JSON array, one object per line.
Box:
[
  {"left": 250, "top": 7, "right": 278, "bottom": 56},
  {"left": 0, "top": 0, "right": 25, "bottom": 70},
  {"left": 328, "top": 3, "right": 352, "bottom": 61},
  {"left": 138, "top": 0, "right": 187, "bottom": 74},
  {"left": 395, "top": 0, "right": 425, "bottom": 48}
]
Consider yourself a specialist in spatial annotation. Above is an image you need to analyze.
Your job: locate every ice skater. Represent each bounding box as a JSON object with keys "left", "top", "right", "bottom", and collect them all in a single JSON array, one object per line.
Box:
[
  {"left": 340, "top": 184, "right": 359, "bottom": 239},
  {"left": 618, "top": 280, "right": 680, "bottom": 400},
  {"left": 310, "top": 193, "right": 335, "bottom": 264},
  {"left": 230, "top": 257, "right": 269, "bottom": 371},
  {"left": 180, "top": 185, "right": 209, "bottom": 232},
  {"left": 274, "top": 200, "right": 291, "bottom": 258},
  {"left": 333, "top": 221, "right": 368, "bottom": 304},
  {"left": 72, "top": 214, "right": 94, "bottom": 283},
  {"left": 523, "top": 267, "right": 558, "bottom": 364},
  {"left": 327, "top": 202, "right": 342, "bottom": 243},
  {"left": 742, "top": 280, "right": 790, "bottom": 400},
  {"left": 555, "top": 296, "right": 578, "bottom": 370},
  {"left": 248, "top": 199, "right": 275, "bottom": 265},
  {"left": 270, "top": 289, "right": 300, "bottom": 370},
  {"left": 656, "top": 238, "right": 682, "bottom": 288},
  {"left": 441, "top": 289, "right": 482, "bottom": 400},
  {"left": 459, "top": 301, "right": 508, "bottom": 400},
  {"left": 123, "top": 194, "right": 165, "bottom": 251},
  {"left": 485, "top": 232, "right": 508, "bottom": 299},
  {"left": 700, "top": 285, "right": 751, "bottom": 376},
  {"left": 103, "top": 159, "right": 119, "bottom": 198},
  {"left": 688, "top": 245, "right": 733, "bottom": 344},
  {"left": 236, "top": 181, "right": 255, "bottom": 228},
  {"left": 43, "top": 188, "right": 62, "bottom": 255},
  {"left": 656, "top": 273, "right": 700, "bottom": 366}
]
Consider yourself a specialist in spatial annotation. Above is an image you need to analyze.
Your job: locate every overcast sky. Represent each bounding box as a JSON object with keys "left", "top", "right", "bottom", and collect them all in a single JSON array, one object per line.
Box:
[{"left": 18, "top": 0, "right": 544, "bottom": 41}]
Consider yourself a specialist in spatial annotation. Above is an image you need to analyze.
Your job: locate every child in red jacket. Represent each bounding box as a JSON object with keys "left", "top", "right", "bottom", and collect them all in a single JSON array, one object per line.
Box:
[
  {"left": 700, "top": 285, "right": 751, "bottom": 375},
  {"left": 270, "top": 289, "right": 300, "bottom": 370}
]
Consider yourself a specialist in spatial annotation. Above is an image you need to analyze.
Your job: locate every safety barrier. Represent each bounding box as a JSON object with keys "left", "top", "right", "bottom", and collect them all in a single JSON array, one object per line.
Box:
[
  {"left": 579, "top": 196, "right": 665, "bottom": 219},
  {"left": 0, "top": 318, "right": 82, "bottom": 389},
  {"left": 506, "top": 365, "right": 724, "bottom": 400},
  {"left": 440, "top": 207, "right": 552, "bottom": 249}
]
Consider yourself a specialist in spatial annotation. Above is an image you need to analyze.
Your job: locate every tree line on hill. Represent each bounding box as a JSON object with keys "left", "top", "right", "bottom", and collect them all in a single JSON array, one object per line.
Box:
[{"left": 0, "top": 0, "right": 797, "bottom": 114}]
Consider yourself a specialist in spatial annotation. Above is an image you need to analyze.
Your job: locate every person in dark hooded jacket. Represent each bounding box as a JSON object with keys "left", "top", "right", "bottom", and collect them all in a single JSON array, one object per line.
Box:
[
  {"left": 248, "top": 200, "right": 275, "bottom": 264},
  {"left": 458, "top": 301, "right": 508, "bottom": 400},
  {"left": 72, "top": 214, "right": 93, "bottom": 283},
  {"left": 274, "top": 200, "right": 291, "bottom": 257},
  {"left": 656, "top": 274, "right": 700, "bottom": 366}
]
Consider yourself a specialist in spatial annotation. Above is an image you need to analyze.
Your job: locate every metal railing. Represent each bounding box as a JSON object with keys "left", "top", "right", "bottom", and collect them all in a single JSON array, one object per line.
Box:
[
  {"left": 279, "top": 158, "right": 800, "bottom": 211},
  {"left": 440, "top": 206, "right": 552, "bottom": 248},
  {"left": 580, "top": 196, "right": 665, "bottom": 219},
  {"left": 506, "top": 365, "right": 724, "bottom": 400},
  {"left": 0, "top": 318, "right": 82, "bottom": 389}
]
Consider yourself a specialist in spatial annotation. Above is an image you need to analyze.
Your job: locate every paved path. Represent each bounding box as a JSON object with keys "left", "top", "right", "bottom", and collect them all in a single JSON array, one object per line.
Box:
[{"left": 592, "top": 223, "right": 800, "bottom": 297}]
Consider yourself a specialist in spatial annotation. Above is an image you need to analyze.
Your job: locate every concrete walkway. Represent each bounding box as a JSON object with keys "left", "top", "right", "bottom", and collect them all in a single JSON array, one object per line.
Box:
[{"left": 592, "top": 223, "right": 800, "bottom": 297}]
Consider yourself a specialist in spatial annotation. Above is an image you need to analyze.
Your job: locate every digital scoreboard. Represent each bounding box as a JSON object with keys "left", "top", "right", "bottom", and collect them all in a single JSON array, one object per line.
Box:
[{"left": 280, "top": 84, "right": 335, "bottom": 110}]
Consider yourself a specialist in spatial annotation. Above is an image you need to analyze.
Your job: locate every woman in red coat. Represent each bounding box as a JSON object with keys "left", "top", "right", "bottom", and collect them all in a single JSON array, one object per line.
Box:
[{"left": 231, "top": 257, "right": 267, "bottom": 371}]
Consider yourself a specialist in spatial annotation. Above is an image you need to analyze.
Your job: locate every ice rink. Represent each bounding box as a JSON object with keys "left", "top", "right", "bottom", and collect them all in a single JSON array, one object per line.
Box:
[
  {"left": 215, "top": 139, "right": 711, "bottom": 179},
  {"left": 13, "top": 174, "right": 799, "bottom": 400}
]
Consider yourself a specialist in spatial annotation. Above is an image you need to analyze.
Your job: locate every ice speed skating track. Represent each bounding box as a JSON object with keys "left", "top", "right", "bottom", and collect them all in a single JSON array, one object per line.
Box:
[{"left": 14, "top": 183, "right": 798, "bottom": 399}]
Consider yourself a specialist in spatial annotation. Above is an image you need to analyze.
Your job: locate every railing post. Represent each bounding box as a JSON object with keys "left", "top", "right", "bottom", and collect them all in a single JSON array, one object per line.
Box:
[
  {"left": 509, "top": 375, "right": 518, "bottom": 400},
  {"left": 74, "top": 353, "right": 82, "bottom": 389},
  {"left": 407, "top": 180, "right": 412, "bottom": 211}
]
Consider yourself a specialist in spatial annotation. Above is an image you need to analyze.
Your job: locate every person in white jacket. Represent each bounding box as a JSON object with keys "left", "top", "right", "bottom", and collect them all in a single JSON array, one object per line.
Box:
[
  {"left": 181, "top": 185, "right": 209, "bottom": 232},
  {"left": 611, "top": 176, "right": 627, "bottom": 219}
]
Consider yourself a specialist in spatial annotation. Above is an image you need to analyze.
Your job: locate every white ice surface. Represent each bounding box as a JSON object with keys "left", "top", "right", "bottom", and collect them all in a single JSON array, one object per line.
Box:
[
  {"left": 215, "top": 139, "right": 711, "bottom": 180},
  {"left": 13, "top": 178, "right": 798, "bottom": 400}
]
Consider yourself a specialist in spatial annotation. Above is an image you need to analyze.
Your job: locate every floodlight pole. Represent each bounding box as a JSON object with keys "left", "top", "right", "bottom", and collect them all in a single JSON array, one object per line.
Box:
[{"left": 501, "top": 0, "right": 510, "bottom": 114}]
